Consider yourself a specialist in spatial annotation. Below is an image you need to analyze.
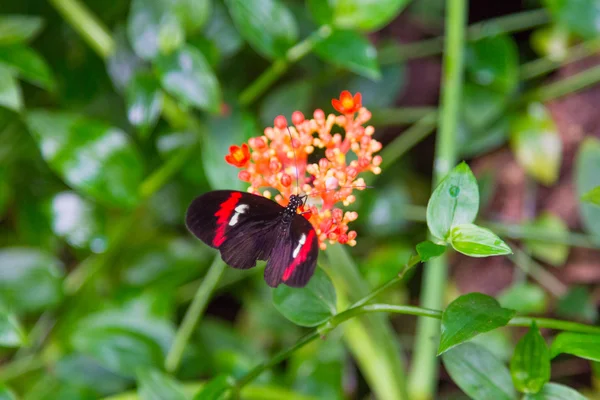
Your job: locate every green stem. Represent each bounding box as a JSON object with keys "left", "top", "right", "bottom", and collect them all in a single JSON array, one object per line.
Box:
[
  {"left": 379, "top": 9, "right": 549, "bottom": 64},
  {"left": 165, "top": 256, "right": 226, "bottom": 373},
  {"left": 239, "top": 25, "right": 332, "bottom": 106},
  {"left": 379, "top": 111, "right": 438, "bottom": 170},
  {"left": 49, "top": 0, "right": 114, "bottom": 57},
  {"left": 520, "top": 38, "right": 600, "bottom": 81},
  {"left": 0, "top": 354, "right": 46, "bottom": 382},
  {"left": 510, "top": 247, "right": 568, "bottom": 297},
  {"left": 523, "top": 64, "right": 600, "bottom": 103},
  {"left": 409, "top": 1, "right": 466, "bottom": 398}
]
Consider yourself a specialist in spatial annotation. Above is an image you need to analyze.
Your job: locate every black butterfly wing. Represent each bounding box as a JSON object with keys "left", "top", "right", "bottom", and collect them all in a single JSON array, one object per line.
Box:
[
  {"left": 264, "top": 213, "right": 319, "bottom": 288},
  {"left": 186, "top": 190, "right": 282, "bottom": 269}
]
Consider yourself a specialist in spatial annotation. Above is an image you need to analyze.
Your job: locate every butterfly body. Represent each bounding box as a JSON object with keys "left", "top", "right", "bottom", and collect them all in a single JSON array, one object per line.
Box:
[{"left": 186, "top": 190, "right": 318, "bottom": 288}]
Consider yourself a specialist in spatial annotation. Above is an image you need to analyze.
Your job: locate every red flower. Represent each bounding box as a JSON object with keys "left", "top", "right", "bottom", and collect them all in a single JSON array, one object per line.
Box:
[
  {"left": 332, "top": 91, "right": 362, "bottom": 114},
  {"left": 225, "top": 144, "right": 251, "bottom": 167}
]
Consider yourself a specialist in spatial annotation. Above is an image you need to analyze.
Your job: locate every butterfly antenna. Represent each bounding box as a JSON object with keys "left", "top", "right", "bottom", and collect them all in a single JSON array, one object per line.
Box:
[{"left": 286, "top": 126, "right": 301, "bottom": 194}]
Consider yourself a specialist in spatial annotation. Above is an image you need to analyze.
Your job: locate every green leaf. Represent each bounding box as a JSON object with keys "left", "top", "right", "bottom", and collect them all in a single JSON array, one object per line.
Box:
[
  {"left": 576, "top": 137, "right": 600, "bottom": 237},
  {"left": 523, "top": 383, "right": 587, "bottom": 400},
  {"left": 510, "top": 322, "right": 550, "bottom": 394},
  {"left": 259, "top": 80, "right": 313, "bottom": 126},
  {"left": 346, "top": 62, "right": 406, "bottom": 108},
  {"left": 314, "top": 30, "right": 380, "bottom": 80},
  {"left": 550, "top": 332, "right": 600, "bottom": 362},
  {"left": 137, "top": 368, "right": 188, "bottom": 400},
  {"left": 71, "top": 326, "right": 164, "bottom": 378},
  {"left": 439, "top": 292, "right": 516, "bottom": 355},
  {"left": 126, "top": 72, "right": 163, "bottom": 137},
  {"left": 582, "top": 185, "right": 600, "bottom": 206},
  {"left": 0, "top": 384, "right": 17, "bottom": 400},
  {"left": 203, "top": 1, "right": 243, "bottom": 59},
  {"left": 172, "top": 0, "right": 211, "bottom": 34},
  {"left": 0, "top": 65, "right": 22, "bottom": 111},
  {"left": 498, "top": 283, "right": 548, "bottom": 314},
  {"left": 54, "top": 354, "right": 129, "bottom": 397},
  {"left": 466, "top": 35, "right": 519, "bottom": 93},
  {"left": 525, "top": 212, "right": 569, "bottom": 266},
  {"left": 426, "top": 162, "right": 480, "bottom": 241},
  {"left": 510, "top": 103, "right": 561, "bottom": 186},
  {"left": 462, "top": 83, "right": 507, "bottom": 131},
  {"left": 107, "top": 27, "right": 143, "bottom": 93},
  {"left": 203, "top": 109, "right": 257, "bottom": 190},
  {"left": 545, "top": 0, "right": 600, "bottom": 39},
  {"left": 0, "top": 248, "right": 64, "bottom": 313},
  {"left": 442, "top": 342, "right": 516, "bottom": 400},
  {"left": 556, "top": 286, "right": 597, "bottom": 322},
  {"left": 416, "top": 240, "right": 447, "bottom": 262},
  {"left": 225, "top": 0, "right": 298, "bottom": 59},
  {"left": 155, "top": 45, "right": 221, "bottom": 113},
  {"left": 0, "top": 310, "right": 27, "bottom": 347},
  {"left": 0, "top": 166, "right": 11, "bottom": 218},
  {"left": 450, "top": 223, "right": 512, "bottom": 257},
  {"left": 308, "top": 0, "right": 410, "bottom": 31},
  {"left": 0, "top": 15, "right": 44, "bottom": 45},
  {"left": 25, "top": 111, "right": 144, "bottom": 208},
  {"left": 127, "top": 0, "right": 184, "bottom": 60},
  {"left": 273, "top": 267, "right": 336, "bottom": 327},
  {"left": 48, "top": 191, "right": 108, "bottom": 253},
  {"left": 0, "top": 44, "right": 55, "bottom": 90},
  {"left": 193, "top": 375, "right": 233, "bottom": 400}
]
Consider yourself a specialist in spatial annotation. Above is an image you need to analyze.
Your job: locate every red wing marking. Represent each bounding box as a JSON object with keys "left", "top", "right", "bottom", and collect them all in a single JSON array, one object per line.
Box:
[
  {"left": 282, "top": 229, "right": 316, "bottom": 281},
  {"left": 213, "top": 192, "right": 242, "bottom": 246}
]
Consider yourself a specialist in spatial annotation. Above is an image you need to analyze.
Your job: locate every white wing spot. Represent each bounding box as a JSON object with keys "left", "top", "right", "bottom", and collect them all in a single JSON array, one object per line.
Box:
[
  {"left": 292, "top": 233, "right": 307, "bottom": 258},
  {"left": 229, "top": 204, "right": 249, "bottom": 226}
]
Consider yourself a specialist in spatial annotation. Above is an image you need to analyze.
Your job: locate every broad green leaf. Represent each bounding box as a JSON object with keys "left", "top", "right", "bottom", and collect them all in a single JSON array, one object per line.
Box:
[
  {"left": 416, "top": 240, "right": 447, "bottom": 262},
  {"left": 439, "top": 292, "right": 516, "bottom": 354},
  {"left": 155, "top": 45, "right": 221, "bottom": 113},
  {"left": 510, "top": 323, "right": 550, "bottom": 393},
  {"left": 48, "top": 191, "right": 108, "bottom": 253},
  {"left": 582, "top": 185, "right": 600, "bottom": 206},
  {"left": 450, "top": 223, "right": 512, "bottom": 257},
  {"left": 203, "top": 109, "right": 257, "bottom": 190},
  {"left": 172, "top": 0, "right": 211, "bottom": 34},
  {"left": 0, "top": 384, "right": 17, "bottom": 400},
  {"left": 126, "top": 72, "right": 163, "bottom": 137},
  {"left": 575, "top": 137, "right": 600, "bottom": 237},
  {"left": 0, "top": 44, "right": 55, "bottom": 90},
  {"left": 511, "top": 103, "right": 561, "bottom": 185},
  {"left": 442, "top": 342, "right": 516, "bottom": 400},
  {"left": 127, "top": 0, "right": 184, "bottom": 60},
  {"left": 26, "top": 111, "right": 144, "bottom": 208},
  {"left": 550, "top": 332, "right": 600, "bottom": 361},
  {"left": 259, "top": 80, "right": 313, "bottom": 126},
  {"left": 0, "top": 310, "right": 27, "bottom": 347},
  {"left": 314, "top": 30, "right": 380, "bottom": 80},
  {"left": 525, "top": 212, "right": 569, "bottom": 266},
  {"left": 545, "top": 0, "right": 600, "bottom": 39},
  {"left": 426, "top": 162, "right": 479, "bottom": 241},
  {"left": 107, "top": 28, "right": 143, "bottom": 93},
  {"left": 193, "top": 375, "right": 232, "bottom": 400},
  {"left": 0, "top": 15, "right": 44, "bottom": 45},
  {"left": 0, "top": 65, "right": 22, "bottom": 111},
  {"left": 498, "top": 283, "right": 548, "bottom": 314},
  {"left": 0, "top": 248, "right": 64, "bottom": 313},
  {"left": 71, "top": 325, "right": 164, "bottom": 378},
  {"left": 273, "top": 267, "right": 336, "bottom": 327},
  {"left": 346, "top": 62, "right": 406, "bottom": 109},
  {"left": 523, "top": 383, "right": 587, "bottom": 400},
  {"left": 462, "top": 83, "right": 506, "bottom": 131},
  {"left": 54, "top": 354, "right": 129, "bottom": 397},
  {"left": 308, "top": 0, "right": 410, "bottom": 31},
  {"left": 458, "top": 116, "right": 509, "bottom": 158},
  {"left": 556, "top": 286, "right": 597, "bottom": 322},
  {"left": 137, "top": 368, "right": 188, "bottom": 400},
  {"left": 203, "top": 1, "right": 243, "bottom": 59},
  {"left": 225, "top": 0, "right": 297, "bottom": 59},
  {"left": 466, "top": 35, "right": 519, "bottom": 93},
  {"left": 364, "top": 182, "right": 412, "bottom": 237}
]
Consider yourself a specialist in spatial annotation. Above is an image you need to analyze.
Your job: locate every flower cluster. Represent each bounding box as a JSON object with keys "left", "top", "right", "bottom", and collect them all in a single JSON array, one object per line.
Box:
[{"left": 225, "top": 91, "right": 382, "bottom": 249}]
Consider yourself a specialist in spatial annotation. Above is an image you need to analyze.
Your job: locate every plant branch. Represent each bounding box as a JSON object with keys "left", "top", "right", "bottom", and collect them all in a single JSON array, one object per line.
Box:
[{"left": 523, "top": 64, "right": 600, "bottom": 103}]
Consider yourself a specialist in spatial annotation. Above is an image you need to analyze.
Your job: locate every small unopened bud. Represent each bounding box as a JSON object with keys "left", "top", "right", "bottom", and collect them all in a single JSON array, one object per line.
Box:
[
  {"left": 281, "top": 173, "right": 292, "bottom": 187},
  {"left": 314, "top": 109, "right": 325, "bottom": 120},
  {"left": 292, "top": 111, "right": 305, "bottom": 125},
  {"left": 274, "top": 115, "right": 287, "bottom": 129}
]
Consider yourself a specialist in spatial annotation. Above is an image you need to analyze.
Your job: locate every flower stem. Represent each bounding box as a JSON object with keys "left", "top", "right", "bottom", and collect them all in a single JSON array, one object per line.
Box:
[
  {"left": 408, "top": 1, "right": 466, "bottom": 398},
  {"left": 523, "top": 64, "right": 600, "bottom": 103},
  {"left": 520, "top": 38, "right": 600, "bottom": 81},
  {"left": 165, "top": 255, "right": 226, "bottom": 373},
  {"left": 379, "top": 111, "right": 438, "bottom": 170},
  {"left": 379, "top": 8, "right": 549, "bottom": 64},
  {"left": 509, "top": 247, "right": 568, "bottom": 297},
  {"left": 239, "top": 25, "right": 332, "bottom": 106}
]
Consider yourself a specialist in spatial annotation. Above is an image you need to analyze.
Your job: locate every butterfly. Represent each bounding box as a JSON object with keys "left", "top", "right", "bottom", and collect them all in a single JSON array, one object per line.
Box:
[{"left": 185, "top": 190, "right": 318, "bottom": 288}]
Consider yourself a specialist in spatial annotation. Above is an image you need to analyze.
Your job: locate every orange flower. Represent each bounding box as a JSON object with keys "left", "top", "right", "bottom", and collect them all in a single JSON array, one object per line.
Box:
[
  {"left": 225, "top": 90, "right": 381, "bottom": 249},
  {"left": 332, "top": 90, "right": 362, "bottom": 115},
  {"left": 225, "top": 144, "right": 251, "bottom": 167}
]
